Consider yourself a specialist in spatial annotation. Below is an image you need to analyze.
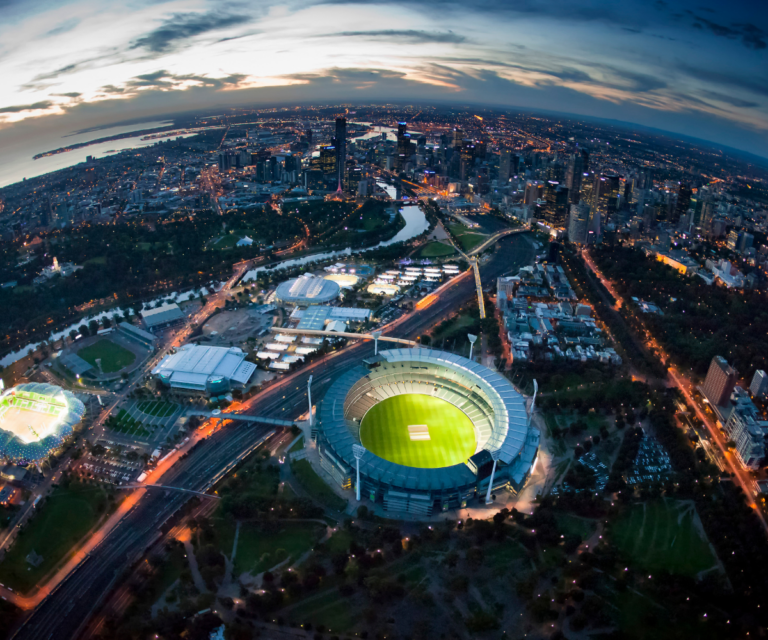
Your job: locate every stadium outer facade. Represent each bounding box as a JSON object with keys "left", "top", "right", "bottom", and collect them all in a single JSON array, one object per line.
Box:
[
  {"left": 0, "top": 383, "right": 86, "bottom": 465},
  {"left": 316, "top": 347, "right": 539, "bottom": 516}
]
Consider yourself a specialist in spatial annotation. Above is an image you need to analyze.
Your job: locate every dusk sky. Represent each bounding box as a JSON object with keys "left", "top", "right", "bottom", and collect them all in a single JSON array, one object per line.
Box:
[{"left": 1, "top": 0, "right": 767, "bottom": 158}]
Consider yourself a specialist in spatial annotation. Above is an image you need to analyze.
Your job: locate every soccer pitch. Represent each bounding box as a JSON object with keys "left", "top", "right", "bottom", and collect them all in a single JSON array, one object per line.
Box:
[
  {"left": 360, "top": 394, "right": 477, "bottom": 468},
  {"left": 77, "top": 339, "right": 136, "bottom": 373}
]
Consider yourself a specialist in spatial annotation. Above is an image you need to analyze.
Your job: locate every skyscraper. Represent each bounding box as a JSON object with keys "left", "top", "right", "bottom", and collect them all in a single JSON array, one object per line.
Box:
[
  {"left": 396, "top": 122, "right": 409, "bottom": 172},
  {"left": 568, "top": 202, "right": 590, "bottom": 244},
  {"left": 750, "top": 370, "right": 768, "bottom": 398},
  {"left": 499, "top": 149, "right": 512, "bottom": 183},
  {"left": 702, "top": 356, "right": 737, "bottom": 407},
  {"left": 673, "top": 183, "right": 692, "bottom": 225},
  {"left": 335, "top": 117, "right": 347, "bottom": 191}
]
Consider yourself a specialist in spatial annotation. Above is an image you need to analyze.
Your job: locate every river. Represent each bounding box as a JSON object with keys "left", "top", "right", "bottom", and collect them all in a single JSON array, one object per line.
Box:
[
  {"left": 242, "top": 201, "right": 428, "bottom": 282},
  {"left": 0, "top": 120, "right": 198, "bottom": 188}
]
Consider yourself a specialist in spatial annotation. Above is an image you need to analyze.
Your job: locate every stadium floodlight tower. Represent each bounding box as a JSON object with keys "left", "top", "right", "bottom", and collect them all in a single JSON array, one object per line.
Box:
[
  {"left": 468, "top": 333, "right": 478, "bottom": 361},
  {"left": 352, "top": 444, "right": 366, "bottom": 501},
  {"left": 307, "top": 375, "right": 313, "bottom": 428},
  {"left": 485, "top": 449, "right": 501, "bottom": 504},
  {"left": 371, "top": 331, "right": 382, "bottom": 355}
]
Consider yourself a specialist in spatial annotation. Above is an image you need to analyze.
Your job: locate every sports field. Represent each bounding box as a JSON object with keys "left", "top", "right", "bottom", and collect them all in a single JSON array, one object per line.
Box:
[
  {"left": 77, "top": 339, "right": 136, "bottom": 373},
  {"left": 610, "top": 499, "right": 719, "bottom": 577},
  {"left": 360, "top": 394, "right": 477, "bottom": 468}
]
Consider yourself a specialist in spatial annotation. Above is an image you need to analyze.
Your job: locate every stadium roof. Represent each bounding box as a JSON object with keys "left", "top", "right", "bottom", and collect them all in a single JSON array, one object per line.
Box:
[
  {"left": 60, "top": 353, "right": 93, "bottom": 375},
  {"left": 275, "top": 275, "right": 340, "bottom": 306},
  {"left": 118, "top": 322, "right": 157, "bottom": 344},
  {"left": 152, "top": 345, "right": 255, "bottom": 389},
  {"left": 142, "top": 302, "right": 185, "bottom": 328}
]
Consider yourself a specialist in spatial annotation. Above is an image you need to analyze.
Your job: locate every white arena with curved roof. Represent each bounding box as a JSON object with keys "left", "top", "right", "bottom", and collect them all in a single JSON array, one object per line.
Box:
[
  {"left": 276, "top": 274, "right": 340, "bottom": 306},
  {"left": 316, "top": 347, "right": 539, "bottom": 516}
]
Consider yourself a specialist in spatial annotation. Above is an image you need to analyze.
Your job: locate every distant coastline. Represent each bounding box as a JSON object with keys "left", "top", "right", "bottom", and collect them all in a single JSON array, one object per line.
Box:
[{"left": 32, "top": 126, "right": 177, "bottom": 159}]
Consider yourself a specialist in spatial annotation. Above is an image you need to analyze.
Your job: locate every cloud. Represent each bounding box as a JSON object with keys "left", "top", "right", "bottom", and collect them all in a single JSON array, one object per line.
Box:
[
  {"left": 679, "top": 65, "right": 768, "bottom": 98},
  {"left": 98, "top": 70, "right": 249, "bottom": 96},
  {"left": 52, "top": 92, "right": 82, "bottom": 98},
  {"left": 129, "top": 12, "right": 250, "bottom": 55},
  {"left": 0, "top": 101, "right": 53, "bottom": 113},
  {"left": 326, "top": 30, "right": 466, "bottom": 44},
  {"left": 691, "top": 15, "right": 766, "bottom": 49},
  {"left": 699, "top": 90, "right": 759, "bottom": 108},
  {"left": 46, "top": 18, "right": 80, "bottom": 37}
]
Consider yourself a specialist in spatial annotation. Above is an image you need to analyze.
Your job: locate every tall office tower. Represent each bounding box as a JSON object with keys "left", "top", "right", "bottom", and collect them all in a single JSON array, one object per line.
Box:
[
  {"left": 396, "top": 122, "right": 410, "bottom": 172},
  {"left": 580, "top": 172, "right": 595, "bottom": 206},
  {"left": 499, "top": 149, "right": 512, "bottom": 183},
  {"left": 702, "top": 356, "right": 737, "bottom": 407},
  {"left": 452, "top": 128, "right": 463, "bottom": 149},
  {"left": 547, "top": 162, "right": 565, "bottom": 183},
  {"left": 750, "top": 370, "right": 768, "bottom": 397},
  {"left": 459, "top": 140, "right": 475, "bottom": 181},
  {"left": 568, "top": 202, "right": 591, "bottom": 244},
  {"left": 543, "top": 181, "right": 569, "bottom": 226},
  {"left": 673, "top": 183, "right": 692, "bottom": 225},
  {"left": 738, "top": 232, "right": 754, "bottom": 253},
  {"left": 580, "top": 149, "right": 589, "bottom": 174},
  {"left": 345, "top": 165, "right": 362, "bottom": 193},
  {"left": 726, "top": 229, "right": 740, "bottom": 251},
  {"left": 305, "top": 128, "right": 313, "bottom": 146},
  {"left": 524, "top": 180, "right": 543, "bottom": 205},
  {"left": 334, "top": 117, "right": 347, "bottom": 191},
  {"left": 566, "top": 152, "right": 585, "bottom": 203},
  {"left": 316, "top": 144, "right": 337, "bottom": 182},
  {"left": 593, "top": 174, "right": 620, "bottom": 223}
]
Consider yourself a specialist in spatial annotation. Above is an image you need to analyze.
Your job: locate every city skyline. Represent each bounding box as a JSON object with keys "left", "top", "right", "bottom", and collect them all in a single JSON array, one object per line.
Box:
[{"left": 1, "top": 0, "right": 767, "bottom": 163}]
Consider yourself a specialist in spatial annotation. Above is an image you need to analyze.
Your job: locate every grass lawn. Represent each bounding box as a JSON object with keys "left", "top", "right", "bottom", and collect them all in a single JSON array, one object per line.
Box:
[
  {"left": 610, "top": 499, "right": 718, "bottom": 577},
  {"left": 418, "top": 241, "right": 456, "bottom": 258},
  {"left": 0, "top": 482, "right": 111, "bottom": 592},
  {"left": 291, "top": 459, "right": 347, "bottom": 512},
  {"left": 360, "top": 394, "right": 476, "bottom": 468},
  {"left": 554, "top": 512, "right": 597, "bottom": 539},
  {"left": 286, "top": 589, "right": 358, "bottom": 631},
  {"left": 240, "top": 522, "right": 321, "bottom": 574},
  {"left": 287, "top": 435, "right": 305, "bottom": 454},
  {"left": 430, "top": 313, "right": 478, "bottom": 346},
  {"left": 77, "top": 339, "right": 136, "bottom": 373},
  {"left": 361, "top": 207, "right": 388, "bottom": 231},
  {"left": 449, "top": 223, "right": 486, "bottom": 252}
]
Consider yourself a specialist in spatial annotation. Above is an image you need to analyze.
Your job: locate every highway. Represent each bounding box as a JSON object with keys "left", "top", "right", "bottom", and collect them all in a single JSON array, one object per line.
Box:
[{"left": 10, "top": 232, "right": 534, "bottom": 640}]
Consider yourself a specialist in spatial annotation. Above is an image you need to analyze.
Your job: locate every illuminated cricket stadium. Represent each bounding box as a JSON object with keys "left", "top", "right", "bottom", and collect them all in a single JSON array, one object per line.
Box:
[
  {"left": 0, "top": 383, "right": 86, "bottom": 464},
  {"left": 317, "top": 348, "right": 539, "bottom": 516}
]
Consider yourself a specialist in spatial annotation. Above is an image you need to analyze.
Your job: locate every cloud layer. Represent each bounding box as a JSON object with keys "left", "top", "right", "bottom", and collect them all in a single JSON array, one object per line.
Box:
[{"left": 0, "top": 0, "right": 766, "bottom": 157}]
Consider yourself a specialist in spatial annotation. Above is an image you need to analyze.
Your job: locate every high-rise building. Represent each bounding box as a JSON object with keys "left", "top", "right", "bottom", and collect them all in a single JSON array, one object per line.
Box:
[
  {"left": 738, "top": 232, "right": 754, "bottom": 253},
  {"left": 315, "top": 144, "right": 337, "bottom": 183},
  {"left": 334, "top": 117, "right": 347, "bottom": 191},
  {"left": 726, "top": 229, "right": 741, "bottom": 251},
  {"left": 566, "top": 151, "right": 586, "bottom": 204},
  {"left": 543, "top": 181, "right": 569, "bottom": 226},
  {"left": 702, "top": 356, "right": 737, "bottom": 407},
  {"left": 499, "top": 149, "right": 512, "bottom": 183},
  {"left": 673, "top": 183, "right": 692, "bottom": 225},
  {"left": 396, "top": 122, "right": 410, "bottom": 172},
  {"left": 452, "top": 128, "right": 463, "bottom": 149},
  {"left": 568, "top": 202, "right": 590, "bottom": 244},
  {"left": 750, "top": 370, "right": 768, "bottom": 398},
  {"left": 305, "top": 128, "right": 313, "bottom": 146}
]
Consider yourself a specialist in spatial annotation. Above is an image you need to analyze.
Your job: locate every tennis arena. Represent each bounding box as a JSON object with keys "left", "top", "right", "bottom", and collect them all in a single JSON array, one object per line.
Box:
[
  {"left": 317, "top": 347, "right": 539, "bottom": 516},
  {"left": 0, "top": 383, "right": 86, "bottom": 464}
]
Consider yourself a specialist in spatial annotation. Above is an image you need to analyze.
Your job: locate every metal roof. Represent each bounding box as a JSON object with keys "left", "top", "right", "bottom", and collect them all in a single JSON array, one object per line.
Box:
[
  {"left": 60, "top": 353, "right": 93, "bottom": 375},
  {"left": 318, "top": 347, "right": 533, "bottom": 492},
  {"left": 152, "top": 345, "right": 255, "bottom": 388},
  {"left": 142, "top": 302, "right": 185, "bottom": 328},
  {"left": 275, "top": 275, "right": 340, "bottom": 305}
]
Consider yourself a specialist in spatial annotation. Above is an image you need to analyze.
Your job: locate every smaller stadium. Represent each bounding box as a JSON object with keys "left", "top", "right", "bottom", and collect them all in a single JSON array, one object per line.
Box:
[
  {"left": 0, "top": 383, "right": 86, "bottom": 464},
  {"left": 276, "top": 274, "right": 340, "bottom": 306},
  {"left": 317, "top": 347, "right": 539, "bottom": 516}
]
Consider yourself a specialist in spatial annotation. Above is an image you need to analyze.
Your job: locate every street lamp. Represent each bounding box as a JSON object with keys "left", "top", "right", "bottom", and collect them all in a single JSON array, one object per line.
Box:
[
  {"left": 468, "top": 333, "right": 477, "bottom": 361},
  {"left": 372, "top": 331, "right": 382, "bottom": 355},
  {"left": 307, "top": 375, "right": 313, "bottom": 428},
  {"left": 352, "top": 444, "right": 366, "bottom": 501}
]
